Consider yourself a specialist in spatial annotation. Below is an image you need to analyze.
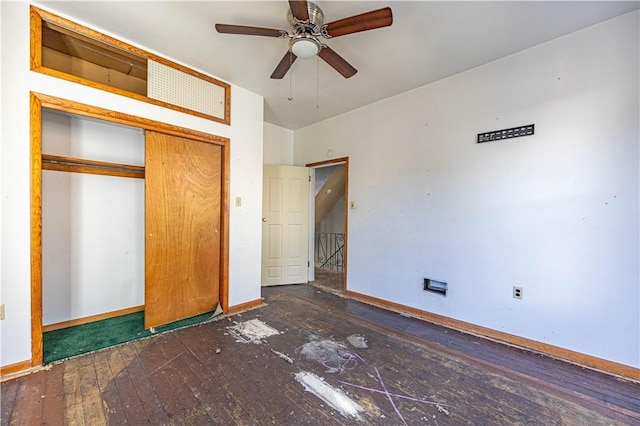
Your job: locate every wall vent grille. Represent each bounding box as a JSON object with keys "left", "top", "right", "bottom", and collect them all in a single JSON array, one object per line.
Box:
[
  {"left": 477, "top": 124, "right": 534, "bottom": 143},
  {"left": 148, "top": 60, "right": 226, "bottom": 120}
]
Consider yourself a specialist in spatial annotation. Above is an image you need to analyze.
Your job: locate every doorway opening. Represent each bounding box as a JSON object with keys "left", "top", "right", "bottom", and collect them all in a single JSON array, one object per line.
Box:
[{"left": 307, "top": 158, "right": 349, "bottom": 293}]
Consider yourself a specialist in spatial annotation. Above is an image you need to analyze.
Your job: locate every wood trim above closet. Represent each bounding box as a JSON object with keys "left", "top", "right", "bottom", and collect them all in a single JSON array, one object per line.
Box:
[{"left": 33, "top": 93, "right": 229, "bottom": 146}]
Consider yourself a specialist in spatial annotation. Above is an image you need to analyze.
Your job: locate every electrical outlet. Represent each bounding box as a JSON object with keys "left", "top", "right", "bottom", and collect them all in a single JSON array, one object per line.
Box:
[
  {"left": 513, "top": 286, "right": 523, "bottom": 300},
  {"left": 0, "top": 304, "right": 5, "bottom": 320}
]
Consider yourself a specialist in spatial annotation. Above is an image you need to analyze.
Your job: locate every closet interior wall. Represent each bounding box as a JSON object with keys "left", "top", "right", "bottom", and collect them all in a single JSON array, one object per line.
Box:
[{"left": 41, "top": 109, "right": 145, "bottom": 327}]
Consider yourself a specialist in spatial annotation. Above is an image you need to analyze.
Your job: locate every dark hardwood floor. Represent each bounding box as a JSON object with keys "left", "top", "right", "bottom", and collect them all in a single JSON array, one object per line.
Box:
[
  {"left": 310, "top": 267, "right": 344, "bottom": 293},
  {"left": 2, "top": 284, "right": 639, "bottom": 425}
]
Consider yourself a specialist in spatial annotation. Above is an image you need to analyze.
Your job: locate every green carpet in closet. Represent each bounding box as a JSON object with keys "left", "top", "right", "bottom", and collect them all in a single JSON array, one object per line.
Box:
[{"left": 43, "top": 310, "right": 214, "bottom": 364}]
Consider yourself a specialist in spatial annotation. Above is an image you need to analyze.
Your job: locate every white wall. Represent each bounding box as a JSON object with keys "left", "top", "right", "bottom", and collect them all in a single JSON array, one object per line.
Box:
[
  {"left": 0, "top": 2, "right": 263, "bottom": 367},
  {"left": 0, "top": 1, "right": 4, "bottom": 343},
  {"left": 264, "top": 122, "right": 294, "bottom": 165},
  {"left": 314, "top": 166, "right": 346, "bottom": 234},
  {"left": 228, "top": 86, "right": 264, "bottom": 306},
  {"left": 41, "top": 112, "right": 145, "bottom": 325},
  {"left": 294, "top": 11, "right": 640, "bottom": 368},
  {"left": 318, "top": 197, "right": 345, "bottom": 234}
]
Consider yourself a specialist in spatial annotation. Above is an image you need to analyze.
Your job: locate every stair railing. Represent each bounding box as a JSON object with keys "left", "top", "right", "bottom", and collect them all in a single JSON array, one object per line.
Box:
[{"left": 314, "top": 232, "right": 345, "bottom": 272}]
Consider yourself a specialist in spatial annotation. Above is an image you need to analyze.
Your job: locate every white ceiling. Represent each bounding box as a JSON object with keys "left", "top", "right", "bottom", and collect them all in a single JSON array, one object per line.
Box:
[{"left": 38, "top": 1, "right": 639, "bottom": 130}]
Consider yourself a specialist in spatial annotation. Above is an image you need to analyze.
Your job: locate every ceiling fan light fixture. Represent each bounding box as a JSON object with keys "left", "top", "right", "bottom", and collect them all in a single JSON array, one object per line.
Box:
[
  {"left": 217, "top": 1, "right": 392, "bottom": 79},
  {"left": 290, "top": 36, "right": 320, "bottom": 59}
]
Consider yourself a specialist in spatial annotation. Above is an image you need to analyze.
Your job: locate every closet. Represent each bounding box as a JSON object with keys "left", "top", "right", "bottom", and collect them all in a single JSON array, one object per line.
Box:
[
  {"left": 29, "top": 6, "right": 231, "bottom": 366},
  {"left": 32, "top": 94, "right": 229, "bottom": 365}
]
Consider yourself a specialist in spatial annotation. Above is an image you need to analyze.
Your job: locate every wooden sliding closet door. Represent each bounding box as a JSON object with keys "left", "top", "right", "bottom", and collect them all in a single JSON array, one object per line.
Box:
[{"left": 145, "top": 130, "right": 221, "bottom": 329}]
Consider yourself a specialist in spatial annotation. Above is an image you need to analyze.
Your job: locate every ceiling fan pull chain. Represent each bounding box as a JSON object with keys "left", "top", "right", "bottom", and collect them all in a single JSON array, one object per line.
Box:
[
  {"left": 288, "top": 54, "right": 294, "bottom": 101},
  {"left": 316, "top": 56, "right": 319, "bottom": 109}
]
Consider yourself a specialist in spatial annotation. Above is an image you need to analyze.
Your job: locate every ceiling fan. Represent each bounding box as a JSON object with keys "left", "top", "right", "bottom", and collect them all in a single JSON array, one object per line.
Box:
[{"left": 215, "top": 0, "right": 393, "bottom": 79}]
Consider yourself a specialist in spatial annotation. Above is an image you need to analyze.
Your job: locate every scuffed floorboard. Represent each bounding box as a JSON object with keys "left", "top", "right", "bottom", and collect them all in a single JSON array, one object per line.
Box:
[{"left": 2, "top": 284, "right": 639, "bottom": 425}]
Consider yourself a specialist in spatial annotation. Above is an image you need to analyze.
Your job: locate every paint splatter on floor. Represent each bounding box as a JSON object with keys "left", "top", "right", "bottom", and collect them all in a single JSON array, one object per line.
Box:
[
  {"left": 295, "top": 371, "right": 364, "bottom": 419},
  {"left": 347, "top": 334, "right": 368, "bottom": 348},
  {"left": 271, "top": 349, "right": 294, "bottom": 364},
  {"left": 227, "top": 318, "right": 281, "bottom": 344},
  {"left": 300, "top": 339, "right": 364, "bottom": 373},
  {"left": 298, "top": 336, "right": 444, "bottom": 424}
]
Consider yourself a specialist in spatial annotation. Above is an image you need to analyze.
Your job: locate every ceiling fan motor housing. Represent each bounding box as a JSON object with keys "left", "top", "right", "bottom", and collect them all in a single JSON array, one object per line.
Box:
[
  {"left": 287, "top": 2, "right": 325, "bottom": 58},
  {"left": 287, "top": 1, "right": 324, "bottom": 33}
]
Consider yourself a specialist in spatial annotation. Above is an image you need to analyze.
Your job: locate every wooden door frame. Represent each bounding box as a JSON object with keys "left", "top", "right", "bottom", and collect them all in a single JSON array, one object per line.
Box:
[
  {"left": 305, "top": 157, "right": 349, "bottom": 291},
  {"left": 30, "top": 92, "right": 230, "bottom": 366}
]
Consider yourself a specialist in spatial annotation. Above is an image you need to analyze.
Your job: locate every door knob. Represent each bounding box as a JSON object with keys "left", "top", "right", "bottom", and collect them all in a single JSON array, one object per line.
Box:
[{"left": 262, "top": 217, "right": 267, "bottom": 222}]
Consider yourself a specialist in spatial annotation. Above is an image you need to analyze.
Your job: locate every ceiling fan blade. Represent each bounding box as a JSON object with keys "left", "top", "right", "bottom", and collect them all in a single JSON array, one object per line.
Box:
[
  {"left": 289, "top": 0, "right": 309, "bottom": 22},
  {"left": 271, "top": 51, "right": 298, "bottom": 79},
  {"left": 215, "top": 24, "right": 285, "bottom": 38},
  {"left": 318, "top": 46, "right": 357, "bottom": 79},
  {"left": 324, "top": 7, "right": 393, "bottom": 38}
]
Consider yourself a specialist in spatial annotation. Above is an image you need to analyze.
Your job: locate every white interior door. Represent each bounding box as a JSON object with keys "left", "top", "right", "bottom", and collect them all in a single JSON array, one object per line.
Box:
[{"left": 262, "top": 165, "right": 309, "bottom": 286}]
